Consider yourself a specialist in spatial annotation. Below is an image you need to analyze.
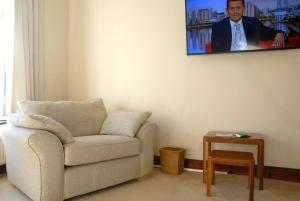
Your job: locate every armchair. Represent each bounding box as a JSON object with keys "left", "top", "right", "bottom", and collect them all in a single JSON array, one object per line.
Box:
[{"left": 0, "top": 99, "right": 156, "bottom": 201}]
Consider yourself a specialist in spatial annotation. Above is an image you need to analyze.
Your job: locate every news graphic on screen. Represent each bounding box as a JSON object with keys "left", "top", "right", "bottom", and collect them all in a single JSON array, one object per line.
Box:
[{"left": 185, "top": 0, "right": 300, "bottom": 54}]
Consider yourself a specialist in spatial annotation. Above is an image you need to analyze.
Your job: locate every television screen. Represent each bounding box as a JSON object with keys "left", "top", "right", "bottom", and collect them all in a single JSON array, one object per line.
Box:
[{"left": 185, "top": 0, "right": 300, "bottom": 54}]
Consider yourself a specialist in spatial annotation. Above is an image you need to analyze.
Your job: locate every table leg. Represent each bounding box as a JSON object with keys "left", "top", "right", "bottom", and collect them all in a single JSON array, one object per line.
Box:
[
  {"left": 257, "top": 141, "right": 264, "bottom": 190},
  {"left": 203, "top": 137, "right": 207, "bottom": 183}
]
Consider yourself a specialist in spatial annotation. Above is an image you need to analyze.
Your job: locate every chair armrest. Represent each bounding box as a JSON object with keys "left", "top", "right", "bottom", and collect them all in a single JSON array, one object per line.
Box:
[
  {"left": 0, "top": 124, "right": 64, "bottom": 201},
  {"left": 0, "top": 136, "right": 5, "bottom": 165},
  {"left": 136, "top": 122, "right": 157, "bottom": 177}
]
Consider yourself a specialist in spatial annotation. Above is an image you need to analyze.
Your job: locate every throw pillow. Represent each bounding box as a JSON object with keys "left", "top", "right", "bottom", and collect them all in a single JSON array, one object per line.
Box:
[
  {"left": 100, "top": 111, "right": 152, "bottom": 137},
  {"left": 8, "top": 113, "right": 75, "bottom": 144}
]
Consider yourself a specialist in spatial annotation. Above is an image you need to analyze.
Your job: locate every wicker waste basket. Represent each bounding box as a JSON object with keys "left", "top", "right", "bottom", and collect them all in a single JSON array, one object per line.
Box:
[{"left": 159, "top": 147, "right": 185, "bottom": 175}]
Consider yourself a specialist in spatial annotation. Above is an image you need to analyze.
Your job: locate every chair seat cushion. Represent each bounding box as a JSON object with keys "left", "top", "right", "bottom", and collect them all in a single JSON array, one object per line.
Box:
[{"left": 64, "top": 135, "right": 140, "bottom": 166}]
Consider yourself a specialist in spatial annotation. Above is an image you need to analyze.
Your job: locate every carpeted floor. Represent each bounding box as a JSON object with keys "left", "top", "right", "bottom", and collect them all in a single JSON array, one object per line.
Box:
[{"left": 0, "top": 168, "right": 299, "bottom": 201}]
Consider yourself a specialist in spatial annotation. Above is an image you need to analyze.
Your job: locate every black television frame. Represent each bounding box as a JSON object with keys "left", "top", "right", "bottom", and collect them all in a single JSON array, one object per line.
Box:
[{"left": 185, "top": 0, "right": 300, "bottom": 55}]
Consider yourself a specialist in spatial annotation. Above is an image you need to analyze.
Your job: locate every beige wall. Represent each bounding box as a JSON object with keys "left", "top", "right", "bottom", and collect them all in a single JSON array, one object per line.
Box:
[
  {"left": 67, "top": 0, "right": 300, "bottom": 168},
  {"left": 43, "top": 0, "right": 68, "bottom": 100}
]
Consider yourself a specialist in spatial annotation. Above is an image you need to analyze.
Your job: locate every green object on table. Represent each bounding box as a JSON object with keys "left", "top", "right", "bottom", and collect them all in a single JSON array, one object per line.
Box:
[{"left": 233, "top": 133, "right": 250, "bottom": 138}]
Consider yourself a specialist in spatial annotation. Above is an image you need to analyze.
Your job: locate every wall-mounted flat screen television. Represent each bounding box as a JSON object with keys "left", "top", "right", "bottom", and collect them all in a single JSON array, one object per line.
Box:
[{"left": 185, "top": 0, "right": 300, "bottom": 54}]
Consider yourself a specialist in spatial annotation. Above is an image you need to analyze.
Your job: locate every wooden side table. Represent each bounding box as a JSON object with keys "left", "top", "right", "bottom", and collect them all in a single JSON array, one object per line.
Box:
[{"left": 203, "top": 131, "right": 265, "bottom": 190}]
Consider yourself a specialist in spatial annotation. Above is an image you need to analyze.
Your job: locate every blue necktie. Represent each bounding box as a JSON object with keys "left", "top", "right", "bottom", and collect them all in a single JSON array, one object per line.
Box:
[{"left": 233, "top": 23, "right": 242, "bottom": 50}]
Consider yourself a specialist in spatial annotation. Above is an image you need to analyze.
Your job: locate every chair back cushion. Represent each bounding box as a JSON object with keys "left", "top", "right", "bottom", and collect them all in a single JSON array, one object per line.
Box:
[{"left": 17, "top": 99, "right": 107, "bottom": 137}]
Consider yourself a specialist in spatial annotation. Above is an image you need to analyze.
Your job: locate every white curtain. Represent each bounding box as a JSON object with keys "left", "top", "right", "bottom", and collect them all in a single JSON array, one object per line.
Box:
[
  {"left": 12, "top": 0, "right": 44, "bottom": 112},
  {"left": 0, "top": 0, "right": 14, "bottom": 115}
]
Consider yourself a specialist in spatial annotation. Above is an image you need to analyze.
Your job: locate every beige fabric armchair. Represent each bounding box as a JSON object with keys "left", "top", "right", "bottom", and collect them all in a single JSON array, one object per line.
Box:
[{"left": 1, "top": 99, "right": 156, "bottom": 201}]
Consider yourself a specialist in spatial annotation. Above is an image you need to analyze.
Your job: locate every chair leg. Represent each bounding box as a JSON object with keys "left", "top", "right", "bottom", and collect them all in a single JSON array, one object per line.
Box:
[
  {"left": 207, "top": 159, "right": 212, "bottom": 196},
  {"left": 203, "top": 160, "right": 207, "bottom": 183},
  {"left": 248, "top": 167, "right": 250, "bottom": 189},
  {"left": 249, "top": 163, "right": 254, "bottom": 201},
  {"left": 212, "top": 162, "right": 215, "bottom": 185}
]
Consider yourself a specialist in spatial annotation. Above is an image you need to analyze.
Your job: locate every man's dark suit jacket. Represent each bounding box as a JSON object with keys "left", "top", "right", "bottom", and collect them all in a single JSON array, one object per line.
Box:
[{"left": 211, "top": 16, "right": 282, "bottom": 52}]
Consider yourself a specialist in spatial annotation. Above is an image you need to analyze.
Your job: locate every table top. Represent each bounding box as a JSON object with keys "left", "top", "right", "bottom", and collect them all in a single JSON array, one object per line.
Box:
[{"left": 205, "top": 131, "right": 264, "bottom": 144}]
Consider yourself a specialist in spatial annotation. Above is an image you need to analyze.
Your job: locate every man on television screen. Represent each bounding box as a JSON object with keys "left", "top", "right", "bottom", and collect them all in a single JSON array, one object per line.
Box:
[{"left": 211, "top": 0, "right": 286, "bottom": 52}]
